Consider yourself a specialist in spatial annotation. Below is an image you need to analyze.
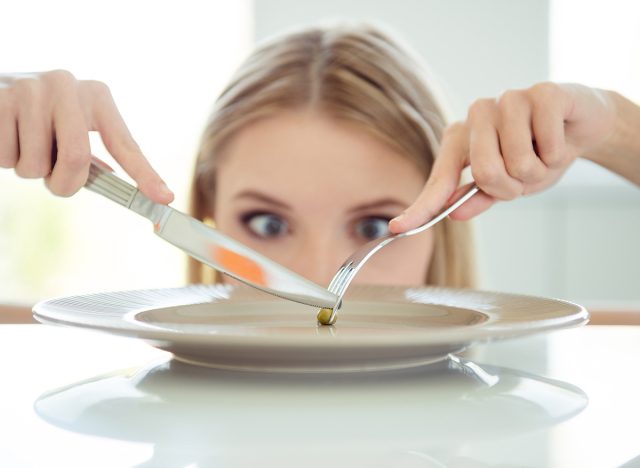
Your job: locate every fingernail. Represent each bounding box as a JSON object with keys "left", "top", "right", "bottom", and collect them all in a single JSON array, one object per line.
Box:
[
  {"left": 389, "top": 216, "right": 404, "bottom": 231},
  {"left": 160, "top": 181, "right": 174, "bottom": 197},
  {"left": 391, "top": 212, "right": 406, "bottom": 224}
]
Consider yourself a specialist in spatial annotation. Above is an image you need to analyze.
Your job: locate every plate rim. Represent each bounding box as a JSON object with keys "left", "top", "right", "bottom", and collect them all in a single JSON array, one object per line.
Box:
[{"left": 33, "top": 284, "right": 589, "bottom": 349}]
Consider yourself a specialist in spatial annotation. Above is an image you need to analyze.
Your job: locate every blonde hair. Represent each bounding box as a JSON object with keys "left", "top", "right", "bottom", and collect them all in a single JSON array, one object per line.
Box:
[{"left": 188, "top": 24, "right": 475, "bottom": 288}]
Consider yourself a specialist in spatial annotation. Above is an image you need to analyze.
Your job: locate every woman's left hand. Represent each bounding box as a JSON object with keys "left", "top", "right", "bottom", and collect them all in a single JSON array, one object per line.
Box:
[{"left": 389, "top": 82, "right": 616, "bottom": 232}]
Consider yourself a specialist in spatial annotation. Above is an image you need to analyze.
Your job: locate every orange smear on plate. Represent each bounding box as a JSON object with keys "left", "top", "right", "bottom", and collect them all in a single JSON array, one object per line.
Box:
[{"left": 212, "top": 246, "right": 267, "bottom": 286}]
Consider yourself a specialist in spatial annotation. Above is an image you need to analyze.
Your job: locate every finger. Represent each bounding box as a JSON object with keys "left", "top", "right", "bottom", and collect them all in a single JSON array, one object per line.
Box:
[
  {"left": 389, "top": 123, "right": 469, "bottom": 233},
  {"left": 469, "top": 112, "right": 523, "bottom": 200},
  {"left": 45, "top": 92, "right": 91, "bottom": 197},
  {"left": 0, "top": 101, "right": 18, "bottom": 168},
  {"left": 496, "top": 91, "right": 547, "bottom": 184},
  {"left": 447, "top": 182, "right": 497, "bottom": 220},
  {"left": 90, "top": 155, "right": 114, "bottom": 171},
  {"left": 530, "top": 94, "right": 568, "bottom": 169},
  {"left": 14, "top": 92, "right": 53, "bottom": 179},
  {"left": 84, "top": 81, "right": 174, "bottom": 204}
]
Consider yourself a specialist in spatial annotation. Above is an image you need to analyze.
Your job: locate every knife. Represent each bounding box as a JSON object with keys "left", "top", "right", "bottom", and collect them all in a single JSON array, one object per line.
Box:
[{"left": 84, "top": 160, "right": 339, "bottom": 309}]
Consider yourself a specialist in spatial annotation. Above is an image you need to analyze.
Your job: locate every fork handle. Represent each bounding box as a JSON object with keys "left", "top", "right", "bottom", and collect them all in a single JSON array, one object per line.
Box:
[{"left": 402, "top": 184, "right": 480, "bottom": 237}]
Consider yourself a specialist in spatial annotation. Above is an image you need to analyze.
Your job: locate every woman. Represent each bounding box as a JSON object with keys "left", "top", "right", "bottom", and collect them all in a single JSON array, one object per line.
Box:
[
  {"left": 0, "top": 23, "right": 638, "bottom": 305},
  {"left": 187, "top": 25, "right": 473, "bottom": 288}
]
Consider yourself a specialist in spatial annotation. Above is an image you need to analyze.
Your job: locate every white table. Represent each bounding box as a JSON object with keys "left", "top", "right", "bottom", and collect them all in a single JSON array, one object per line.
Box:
[{"left": 0, "top": 324, "right": 638, "bottom": 468}]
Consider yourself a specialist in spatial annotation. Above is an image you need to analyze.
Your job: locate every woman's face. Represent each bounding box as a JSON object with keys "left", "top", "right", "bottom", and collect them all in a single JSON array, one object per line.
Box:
[{"left": 213, "top": 110, "right": 434, "bottom": 287}]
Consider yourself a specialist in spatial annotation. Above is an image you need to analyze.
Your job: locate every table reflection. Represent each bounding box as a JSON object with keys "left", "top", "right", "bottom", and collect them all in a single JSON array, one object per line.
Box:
[{"left": 35, "top": 356, "right": 587, "bottom": 468}]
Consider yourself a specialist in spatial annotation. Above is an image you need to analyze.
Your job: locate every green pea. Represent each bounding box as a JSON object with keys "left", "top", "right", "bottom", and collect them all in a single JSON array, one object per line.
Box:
[{"left": 316, "top": 307, "right": 336, "bottom": 326}]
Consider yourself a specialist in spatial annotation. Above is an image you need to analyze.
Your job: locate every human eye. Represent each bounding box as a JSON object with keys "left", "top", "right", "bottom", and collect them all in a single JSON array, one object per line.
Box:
[
  {"left": 240, "top": 211, "right": 289, "bottom": 239},
  {"left": 354, "top": 216, "right": 391, "bottom": 241}
]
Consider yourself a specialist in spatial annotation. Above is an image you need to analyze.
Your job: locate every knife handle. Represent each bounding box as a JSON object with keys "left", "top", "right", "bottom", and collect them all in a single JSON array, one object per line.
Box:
[
  {"left": 85, "top": 160, "right": 139, "bottom": 208},
  {"left": 85, "top": 159, "right": 169, "bottom": 226}
]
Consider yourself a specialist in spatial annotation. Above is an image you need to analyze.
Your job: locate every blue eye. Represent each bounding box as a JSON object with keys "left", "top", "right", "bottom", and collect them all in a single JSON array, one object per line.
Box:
[
  {"left": 355, "top": 217, "right": 390, "bottom": 241},
  {"left": 243, "top": 212, "right": 289, "bottom": 239}
]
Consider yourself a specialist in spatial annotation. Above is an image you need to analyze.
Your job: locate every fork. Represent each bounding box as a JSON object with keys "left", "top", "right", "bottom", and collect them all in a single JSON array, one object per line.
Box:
[{"left": 323, "top": 184, "right": 479, "bottom": 324}]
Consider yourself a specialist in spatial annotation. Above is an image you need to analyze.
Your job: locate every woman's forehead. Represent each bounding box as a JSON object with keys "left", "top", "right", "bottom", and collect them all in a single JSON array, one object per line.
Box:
[{"left": 215, "top": 110, "right": 426, "bottom": 202}]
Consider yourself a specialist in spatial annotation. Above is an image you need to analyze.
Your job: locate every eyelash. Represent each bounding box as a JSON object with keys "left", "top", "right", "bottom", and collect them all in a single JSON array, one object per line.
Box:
[
  {"left": 239, "top": 210, "right": 290, "bottom": 239},
  {"left": 351, "top": 215, "right": 393, "bottom": 241},
  {"left": 238, "top": 211, "right": 393, "bottom": 241}
]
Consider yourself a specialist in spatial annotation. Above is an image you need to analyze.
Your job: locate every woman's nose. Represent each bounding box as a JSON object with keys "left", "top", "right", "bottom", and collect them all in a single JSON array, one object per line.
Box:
[{"left": 288, "top": 236, "right": 348, "bottom": 286}]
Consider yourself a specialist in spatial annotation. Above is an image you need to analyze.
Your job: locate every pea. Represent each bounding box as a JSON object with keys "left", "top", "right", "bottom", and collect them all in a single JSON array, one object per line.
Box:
[{"left": 316, "top": 307, "right": 336, "bottom": 326}]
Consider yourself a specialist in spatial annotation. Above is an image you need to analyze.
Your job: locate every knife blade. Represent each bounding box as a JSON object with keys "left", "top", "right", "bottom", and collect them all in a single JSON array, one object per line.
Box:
[{"left": 85, "top": 161, "right": 339, "bottom": 309}]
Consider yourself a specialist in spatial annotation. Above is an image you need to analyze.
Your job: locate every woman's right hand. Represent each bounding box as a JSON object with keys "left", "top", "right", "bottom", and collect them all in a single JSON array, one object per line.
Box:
[{"left": 0, "top": 70, "right": 173, "bottom": 203}]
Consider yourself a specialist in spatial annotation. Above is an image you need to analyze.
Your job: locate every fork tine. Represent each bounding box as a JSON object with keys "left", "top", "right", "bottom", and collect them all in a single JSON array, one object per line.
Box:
[
  {"left": 328, "top": 263, "right": 353, "bottom": 295},
  {"left": 325, "top": 266, "right": 354, "bottom": 323},
  {"left": 327, "top": 266, "right": 343, "bottom": 290},
  {"left": 323, "top": 184, "right": 479, "bottom": 325},
  {"left": 327, "top": 266, "right": 346, "bottom": 291},
  {"left": 327, "top": 263, "right": 357, "bottom": 313}
]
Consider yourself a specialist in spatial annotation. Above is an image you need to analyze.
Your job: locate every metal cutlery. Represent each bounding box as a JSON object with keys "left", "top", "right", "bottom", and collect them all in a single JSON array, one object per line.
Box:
[{"left": 85, "top": 160, "right": 339, "bottom": 309}]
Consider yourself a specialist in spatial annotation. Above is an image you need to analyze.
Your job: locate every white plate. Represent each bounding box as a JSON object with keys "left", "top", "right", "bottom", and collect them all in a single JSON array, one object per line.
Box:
[{"left": 34, "top": 284, "right": 588, "bottom": 372}]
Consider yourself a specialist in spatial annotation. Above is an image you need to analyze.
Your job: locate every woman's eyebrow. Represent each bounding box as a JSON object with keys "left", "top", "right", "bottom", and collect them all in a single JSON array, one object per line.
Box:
[
  {"left": 233, "top": 190, "right": 292, "bottom": 210},
  {"left": 347, "top": 198, "right": 408, "bottom": 213}
]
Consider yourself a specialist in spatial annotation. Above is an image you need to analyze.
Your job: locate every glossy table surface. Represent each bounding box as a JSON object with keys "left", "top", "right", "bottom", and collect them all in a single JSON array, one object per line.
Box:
[{"left": 0, "top": 324, "right": 639, "bottom": 468}]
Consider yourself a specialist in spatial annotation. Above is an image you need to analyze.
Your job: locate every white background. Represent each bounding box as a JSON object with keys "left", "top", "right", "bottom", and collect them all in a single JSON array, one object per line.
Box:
[{"left": 1, "top": 0, "right": 638, "bottom": 306}]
